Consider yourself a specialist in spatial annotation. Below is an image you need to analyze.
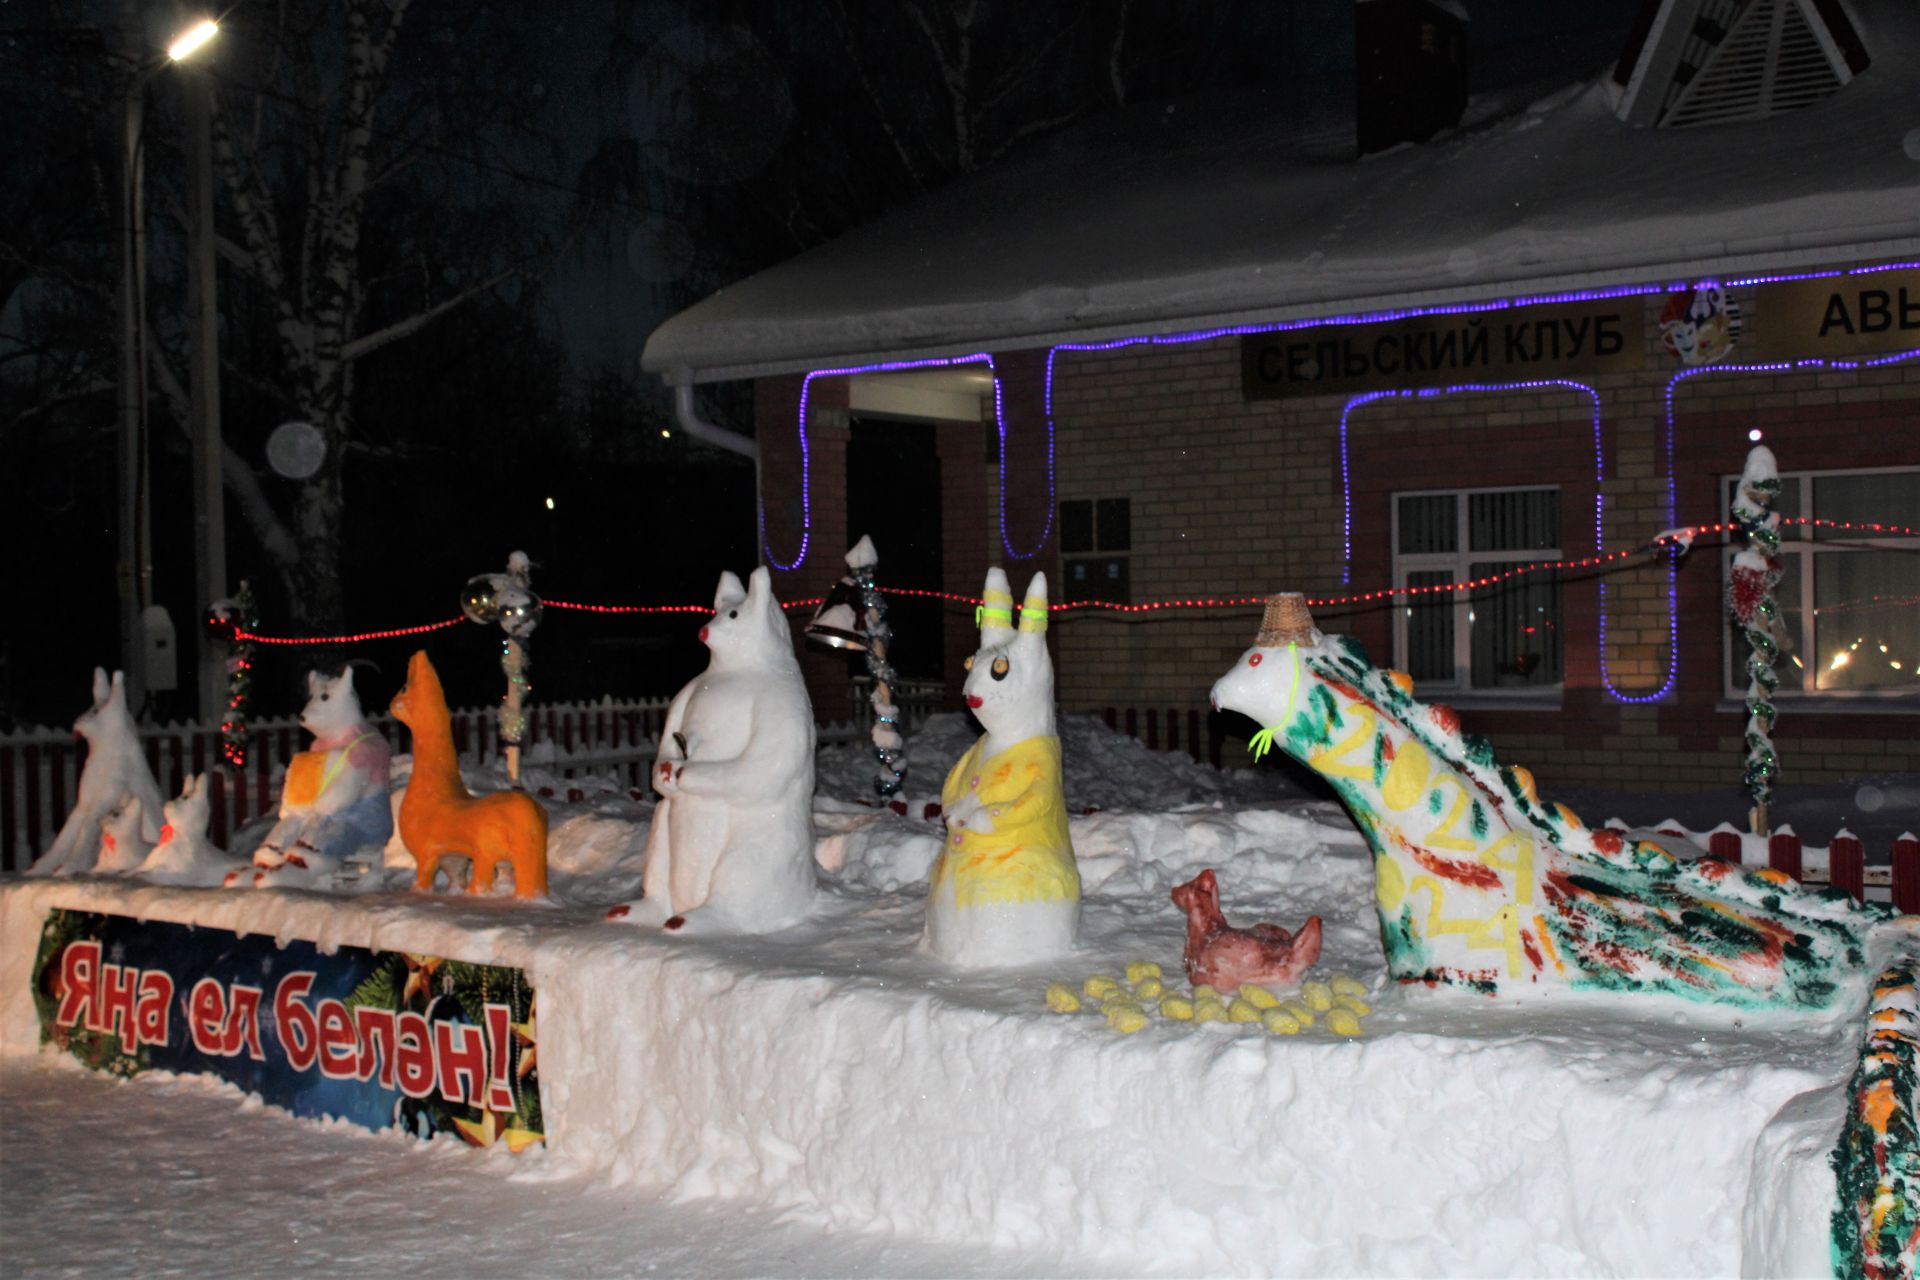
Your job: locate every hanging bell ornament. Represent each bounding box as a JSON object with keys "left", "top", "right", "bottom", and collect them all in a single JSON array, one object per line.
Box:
[
  {"left": 497, "top": 586, "right": 544, "bottom": 639},
  {"left": 462, "top": 574, "right": 504, "bottom": 625}
]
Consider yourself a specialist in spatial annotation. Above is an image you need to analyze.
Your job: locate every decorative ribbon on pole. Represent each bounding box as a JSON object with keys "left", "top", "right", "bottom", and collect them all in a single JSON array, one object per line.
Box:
[
  {"left": 1728, "top": 445, "right": 1785, "bottom": 836},
  {"left": 205, "top": 579, "right": 258, "bottom": 768},
  {"left": 849, "top": 538, "right": 906, "bottom": 799}
]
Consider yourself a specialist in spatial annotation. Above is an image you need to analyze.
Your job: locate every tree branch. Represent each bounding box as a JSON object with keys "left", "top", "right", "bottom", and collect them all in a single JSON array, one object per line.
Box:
[{"left": 338, "top": 265, "right": 521, "bottom": 363}]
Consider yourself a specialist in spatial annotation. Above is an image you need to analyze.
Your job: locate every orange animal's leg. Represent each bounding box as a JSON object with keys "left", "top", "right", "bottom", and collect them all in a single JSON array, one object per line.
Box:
[
  {"left": 415, "top": 851, "right": 440, "bottom": 892},
  {"left": 468, "top": 847, "right": 496, "bottom": 895},
  {"left": 513, "top": 841, "right": 547, "bottom": 899}
]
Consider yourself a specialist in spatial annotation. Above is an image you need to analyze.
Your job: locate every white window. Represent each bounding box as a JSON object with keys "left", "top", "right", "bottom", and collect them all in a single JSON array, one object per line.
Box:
[
  {"left": 1392, "top": 487, "right": 1563, "bottom": 692},
  {"left": 1721, "top": 466, "right": 1919, "bottom": 699}
]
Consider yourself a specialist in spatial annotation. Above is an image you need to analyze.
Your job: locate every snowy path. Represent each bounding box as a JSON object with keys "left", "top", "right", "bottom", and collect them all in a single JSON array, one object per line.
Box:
[{"left": 0, "top": 1060, "right": 1098, "bottom": 1279}]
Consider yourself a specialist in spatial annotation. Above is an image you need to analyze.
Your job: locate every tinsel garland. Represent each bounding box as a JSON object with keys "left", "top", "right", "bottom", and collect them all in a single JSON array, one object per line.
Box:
[
  {"left": 500, "top": 636, "right": 530, "bottom": 745},
  {"left": 218, "top": 581, "right": 259, "bottom": 768},
  {"left": 1729, "top": 456, "right": 1783, "bottom": 817},
  {"left": 851, "top": 559, "right": 906, "bottom": 798}
]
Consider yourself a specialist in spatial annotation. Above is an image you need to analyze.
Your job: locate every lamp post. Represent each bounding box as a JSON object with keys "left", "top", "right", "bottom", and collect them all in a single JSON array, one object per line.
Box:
[
  {"left": 114, "top": 16, "right": 219, "bottom": 721},
  {"left": 178, "top": 19, "right": 227, "bottom": 725}
]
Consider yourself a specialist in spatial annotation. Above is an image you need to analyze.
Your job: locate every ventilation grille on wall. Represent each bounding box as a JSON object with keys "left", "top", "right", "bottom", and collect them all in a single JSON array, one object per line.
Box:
[{"left": 1613, "top": 0, "right": 1870, "bottom": 128}]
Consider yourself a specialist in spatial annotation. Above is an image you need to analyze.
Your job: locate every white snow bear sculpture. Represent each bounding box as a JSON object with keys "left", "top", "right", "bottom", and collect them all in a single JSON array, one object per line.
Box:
[
  {"left": 237, "top": 666, "right": 392, "bottom": 888},
  {"left": 139, "top": 774, "right": 239, "bottom": 886},
  {"left": 924, "top": 568, "right": 1080, "bottom": 966},
  {"left": 612, "top": 567, "right": 816, "bottom": 932},
  {"left": 31, "top": 668, "right": 166, "bottom": 876}
]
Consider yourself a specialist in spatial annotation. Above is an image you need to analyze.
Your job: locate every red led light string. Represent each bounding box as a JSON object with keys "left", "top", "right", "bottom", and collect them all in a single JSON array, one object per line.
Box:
[
  {"left": 222, "top": 515, "right": 1917, "bottom": 646},
  {"left": 238, "top": 617, "right": 464, "bottom": 646}
]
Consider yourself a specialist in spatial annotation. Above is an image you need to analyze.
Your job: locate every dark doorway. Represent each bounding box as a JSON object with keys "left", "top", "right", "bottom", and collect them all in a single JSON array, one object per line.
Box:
[{"left": 847, "top": 417, "right": 943, "bottom": 680}]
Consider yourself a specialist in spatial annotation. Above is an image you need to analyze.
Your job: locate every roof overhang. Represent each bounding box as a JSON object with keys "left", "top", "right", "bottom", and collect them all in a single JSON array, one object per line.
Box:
[{"left": 654, "top": 231, "right": 1920, "bottom": 387}]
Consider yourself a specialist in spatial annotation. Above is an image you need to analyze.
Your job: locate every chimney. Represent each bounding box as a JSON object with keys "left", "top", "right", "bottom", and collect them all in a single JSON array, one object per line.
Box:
[{"left": 1355, "top": 0, "right": 1470, "bottom": 157}]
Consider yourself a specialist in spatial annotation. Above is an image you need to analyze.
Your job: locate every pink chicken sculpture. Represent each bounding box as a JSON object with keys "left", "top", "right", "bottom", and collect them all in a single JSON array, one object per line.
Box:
[{"left": 1171, "top": 868, "right": 1323, "bottom": 994}]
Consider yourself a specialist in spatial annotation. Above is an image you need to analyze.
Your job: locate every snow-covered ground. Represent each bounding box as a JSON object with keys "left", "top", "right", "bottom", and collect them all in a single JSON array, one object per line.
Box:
[{"left": 4, "top": 713, "right": 1916, "bottom": 1275}]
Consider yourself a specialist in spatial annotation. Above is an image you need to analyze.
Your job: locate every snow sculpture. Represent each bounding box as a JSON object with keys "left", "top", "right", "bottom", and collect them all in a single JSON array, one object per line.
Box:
[
  {"left": 1210, "top": 593, "right": 1891, "bottom": 1009},
  {"left": 924, "top": 568, "right": 1080, "bottom": 966},
  {"left": 248, "top": 667, "right": 393, "bottom": 881},
  {"left": 140, "top": 774, "right": 239, "bottom": 886},
  {"left": 30, "top": 668, "right": 166, "bottom": 876},
  {"left": 1171, "top": 868, "right": 1322, "bottom": 994},
  {"left": 612, "top": 567, "right": 817, "bottom": 932},
  {"left": 92, "top": 795, "right": 154, "bottom": 874},
  {"left": 390, "top": 650, "right": 549, "bottom": 899}
]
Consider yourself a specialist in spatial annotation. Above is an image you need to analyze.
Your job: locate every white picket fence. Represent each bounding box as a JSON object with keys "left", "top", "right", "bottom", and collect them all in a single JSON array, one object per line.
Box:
[{"left": 1, "top": 680, "right": 953, "bottom": 873}]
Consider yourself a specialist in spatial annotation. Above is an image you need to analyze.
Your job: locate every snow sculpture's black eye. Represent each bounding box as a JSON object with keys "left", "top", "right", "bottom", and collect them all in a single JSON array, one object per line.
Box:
[
  {"left": 990, "top": 657, "right": 1010, "bottom": 681},
  {"left": 728, "top": 610, "right": 738, "bottom": 619},
  {"left": 963, "top": 655, "right": 974, "bottom": 671}
]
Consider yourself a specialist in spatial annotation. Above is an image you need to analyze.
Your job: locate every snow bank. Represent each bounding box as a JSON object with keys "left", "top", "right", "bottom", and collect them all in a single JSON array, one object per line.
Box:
[{"left": 0, "top": 715, "right": 1885, "bottom": 1273}]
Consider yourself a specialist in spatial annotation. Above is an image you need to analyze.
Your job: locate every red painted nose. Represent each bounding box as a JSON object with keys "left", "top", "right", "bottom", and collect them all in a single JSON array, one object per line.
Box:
[
  {"left": 966, "top": 695, "right": 983, "bottom": 709},
  {"left": 698, "top": 625, "right": 710, "bottom": 643}
]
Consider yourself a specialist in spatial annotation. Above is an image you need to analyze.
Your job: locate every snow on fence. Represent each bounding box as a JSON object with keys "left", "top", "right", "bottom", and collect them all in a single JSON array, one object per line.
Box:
[{"left": 0, "top": 699, "right": 673, "bottom": 873}]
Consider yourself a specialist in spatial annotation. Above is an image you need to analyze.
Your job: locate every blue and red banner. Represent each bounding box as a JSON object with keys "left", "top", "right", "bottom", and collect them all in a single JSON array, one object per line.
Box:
[{"left": 31, "top": 908, "right": 542, "bottom": 1151}]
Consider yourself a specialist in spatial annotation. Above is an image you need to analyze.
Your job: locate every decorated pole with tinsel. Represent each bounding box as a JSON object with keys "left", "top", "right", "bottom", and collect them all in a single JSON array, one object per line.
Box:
[
  {"left": 846, "top": 536, "right": 907, "bottom": 798},
  {"left": 1728, "top": 444, "right": 1785, "bottom": 836},
  {"left": 205, "top": 580, "right": 259, "bottom": 768},
  {"left": 460, "top": 551, "right": 542, "bottom": 784}
]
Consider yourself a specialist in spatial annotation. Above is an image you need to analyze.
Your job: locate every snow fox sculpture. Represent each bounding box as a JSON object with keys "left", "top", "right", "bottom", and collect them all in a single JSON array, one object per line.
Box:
[
  {"left": 31, "top": 668, "right": 166, "bottom": 876},
  {"left": 140, "top": 773, "right": 238, "bottom": 886},
  {"left": 391, "top": 650, "right": 548, "bottom": 899},
  {"left": 611, "top": 567, "right": 817, "bottom": 932},
  {"left": 923, "top": 568, "right": 1080, "bottom": 966},
  {"left": 247, "top": 666, "right": 393, "bottom": 880},
  {"left": 1209, "top": 594, "right": 1892, "bottom": 1010}
]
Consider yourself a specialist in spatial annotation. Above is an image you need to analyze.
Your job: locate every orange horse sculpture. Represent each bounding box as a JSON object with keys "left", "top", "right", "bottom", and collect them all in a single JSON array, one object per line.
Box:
[{"left": 390, "top": 650, "right": 549, "bottom": 899}]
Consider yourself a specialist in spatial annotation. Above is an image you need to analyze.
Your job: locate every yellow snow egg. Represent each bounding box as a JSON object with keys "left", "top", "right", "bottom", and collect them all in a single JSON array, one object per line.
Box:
[
  {"left": 1330, "top": 975, "right": 1368, "bottom": 999},
  {"left": 1262, "top": 1008, "right": 1302, "bottom": 1035},
  {"left": 1282, "top": 1001, "right": 1315, "bottom": 1026},
  {"left": 1301, "top": 981, "right": 1334, "bottom": 1012},
  {"left": 1228, "top": 998, "right": 1262, "bottom": 1023},
  {"left": 1194, "top": 997, "right": 1227, "bottom": 1023},
  {"left": 1106, "top": 1004, "right": 1149, "bottom": 1035},
  {"left": 1326, "top": 1008, "right": 1364, "bottom": 1037},
  {"left": 1133, "top": 977, "right": 1165, "bottom": 1001},
  {"left": 1045, "top": 983, "right": 1082, "bottom": 1014},
  {"left": 1159, "top": 995, "right": 1195, "bottom": 1021},
  {"left": 1083, "top": 975, "right": 1120, "bottom": 999},
  {"left": 1125, "top": 961, "right": 1163, "bottom": 985},
  {"left": 1239, "top": 983, "right": 1279, "bottom": 1009},
  {"left": 1335, "top": 994, "right": 1372, "bottom": 1017},
  {"left": 1193, "top": 984, "right": 1219, "bottom": 1001}
]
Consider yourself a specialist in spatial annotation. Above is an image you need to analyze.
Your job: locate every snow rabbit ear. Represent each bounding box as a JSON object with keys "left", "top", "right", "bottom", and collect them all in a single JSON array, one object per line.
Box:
[
  {"left": 307, "top": 669, "right": 322, "bottom": 696},
  {"left": 978, "top": 567, "right": 1016, "bottom": 644},
  {"left": 92, "top": 667, "right": 110, "bottom": 706},
  {"left": 713, "top": 570, "right": 747, "bottom": 611},
  {"left": 1018, "top": 573, "right": 1050, "bottom": 642}
]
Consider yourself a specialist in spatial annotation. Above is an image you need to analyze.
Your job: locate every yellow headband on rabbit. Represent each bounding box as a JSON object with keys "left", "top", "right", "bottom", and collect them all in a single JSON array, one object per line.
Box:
[
  {"left": 1018, "top": 587, "right": 1048, "bottom": 634},
  {"left": 976, "top": 586, "right": 1015, "bottom": 631}
]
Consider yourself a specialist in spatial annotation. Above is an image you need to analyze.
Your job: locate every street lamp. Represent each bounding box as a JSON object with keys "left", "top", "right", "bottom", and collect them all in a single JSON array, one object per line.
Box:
[{"left": 115, "top": 16, "right": 219, "bottom": 721}]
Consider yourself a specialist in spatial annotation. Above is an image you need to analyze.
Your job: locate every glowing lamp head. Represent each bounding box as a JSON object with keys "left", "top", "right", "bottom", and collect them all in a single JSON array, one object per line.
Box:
[
  {"left": 1748, "top": 428, "right": 1764, "bottom": 442},
  {"left": 168, "top": 19, "right": 219, "bottom": 62}
]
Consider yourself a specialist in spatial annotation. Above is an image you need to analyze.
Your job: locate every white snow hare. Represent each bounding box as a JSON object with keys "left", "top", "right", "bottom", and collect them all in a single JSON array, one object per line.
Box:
[
  {"left": 611, "top": 567, "right": 817, "bottom": 932},
  {"left": 139, "top": 773, "right": 238, "bottom": 886},
  {"left": 30, "top": 668, "right": 166, "bottom": 876},
  {"left": 237, "top": 666, "right": 393, "bottom": 889},
  {"left": 924, "top": 568, "right": 1080, "bottom": 966}
]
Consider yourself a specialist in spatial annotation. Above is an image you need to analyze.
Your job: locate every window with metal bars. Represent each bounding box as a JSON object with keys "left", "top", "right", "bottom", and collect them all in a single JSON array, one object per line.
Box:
[{"left": 1392, "top": 487, "right": 1563, "bottom": 692}]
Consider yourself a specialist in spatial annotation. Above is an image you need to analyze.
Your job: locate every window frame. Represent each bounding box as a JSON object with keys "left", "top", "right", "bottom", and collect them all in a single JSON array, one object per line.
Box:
[
  {"left": 1058, "top": 496, "right": 1132, "bottom": 604},
  {"left": 1390, "top": 483, "right": 1565, "bottom": 696},
  {"left": 1718, "top": 463, "right": 1919, "bottom": 702}
]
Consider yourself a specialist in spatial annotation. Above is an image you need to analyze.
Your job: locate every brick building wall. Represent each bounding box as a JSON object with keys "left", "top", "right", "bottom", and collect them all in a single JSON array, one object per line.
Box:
[{"left": 1026, "top": 263, "right": 1919, "bottom": 796}]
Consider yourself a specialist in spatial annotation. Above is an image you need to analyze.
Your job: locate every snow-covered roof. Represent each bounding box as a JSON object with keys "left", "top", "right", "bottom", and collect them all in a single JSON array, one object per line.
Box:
[{"left": 643, "top": 1, "right": 1920, "bottom": 385}]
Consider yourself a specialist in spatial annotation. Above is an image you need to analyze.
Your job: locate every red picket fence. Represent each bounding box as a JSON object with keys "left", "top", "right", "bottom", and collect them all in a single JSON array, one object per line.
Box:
[
  {"left": 0, "top": 698, "right": 672, "bottom": 873},
  {"left": 1101, "top": 706, "right": 1227, "bottom": 768}
]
